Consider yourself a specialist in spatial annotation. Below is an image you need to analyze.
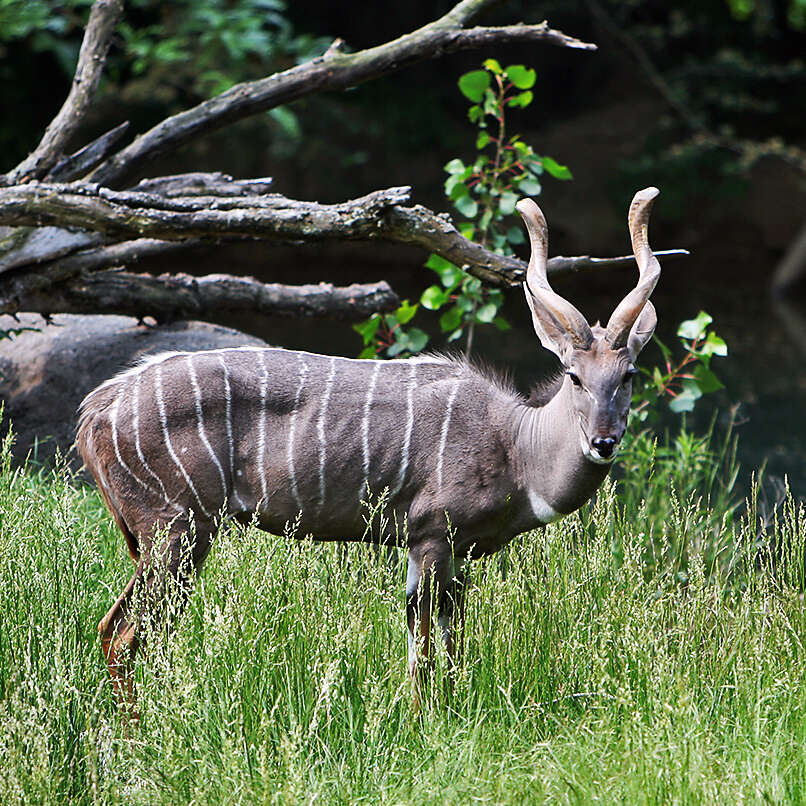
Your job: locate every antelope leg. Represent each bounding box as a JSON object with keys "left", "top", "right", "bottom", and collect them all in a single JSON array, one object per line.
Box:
[
  {"left": 406, "top": 541, "right": 461, "bottom": 697},
  {"left": 99, "top": 518, "right": 214, "bottom": 708}
]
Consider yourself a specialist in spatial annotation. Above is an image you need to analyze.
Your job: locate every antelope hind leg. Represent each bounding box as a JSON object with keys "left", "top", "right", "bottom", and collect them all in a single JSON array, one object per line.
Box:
[{"left": 100, "top": 519, "right": 215, "bottom": 707}]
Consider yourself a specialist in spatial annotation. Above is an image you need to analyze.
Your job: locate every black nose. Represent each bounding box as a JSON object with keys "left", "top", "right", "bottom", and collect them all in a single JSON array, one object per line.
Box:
[{"left": 591, "top": 436, "right": 617, "bottom": 458}]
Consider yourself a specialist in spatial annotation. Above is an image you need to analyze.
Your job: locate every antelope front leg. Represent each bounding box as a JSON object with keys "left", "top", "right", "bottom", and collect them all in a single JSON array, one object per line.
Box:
[{"left": 406, "top": 540, "right": 466, "bottom": 700}]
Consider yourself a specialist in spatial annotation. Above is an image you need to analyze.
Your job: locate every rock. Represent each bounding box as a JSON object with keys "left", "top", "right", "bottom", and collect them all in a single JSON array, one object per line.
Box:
[{"left": 0, "top": 313, "right": 267, "bottom": 471}]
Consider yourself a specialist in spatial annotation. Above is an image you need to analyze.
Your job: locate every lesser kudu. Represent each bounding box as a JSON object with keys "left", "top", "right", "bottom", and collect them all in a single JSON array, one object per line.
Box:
[{"left": 76, "top": 187, "right": 662, "bottom": 702}]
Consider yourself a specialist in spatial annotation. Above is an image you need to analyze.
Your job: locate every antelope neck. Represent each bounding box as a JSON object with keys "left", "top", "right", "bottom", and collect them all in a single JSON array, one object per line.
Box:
[{"left": 512, "top": 377, "right": 610, "bottom": 518}]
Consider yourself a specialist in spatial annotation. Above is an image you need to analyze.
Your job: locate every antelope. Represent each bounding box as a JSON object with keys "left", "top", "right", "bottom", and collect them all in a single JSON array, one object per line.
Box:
[{"left": 76, "top": 187, "right": 662, "bottom": 700}]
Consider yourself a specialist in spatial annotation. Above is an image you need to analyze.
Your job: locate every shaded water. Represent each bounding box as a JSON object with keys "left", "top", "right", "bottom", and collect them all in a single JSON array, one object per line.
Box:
[{"left": 221, "top": 249, "right": 806, "bottom": 501}]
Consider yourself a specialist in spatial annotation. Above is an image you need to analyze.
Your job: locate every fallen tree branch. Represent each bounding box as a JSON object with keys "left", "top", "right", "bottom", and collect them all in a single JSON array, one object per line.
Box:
[
  {"left": 0, "top": 181, "right": 691, "bottom": 308},
  {"left": 15, "top": 269, "right": 399, "bottom": 323},
  {"left": 45, "top": 122, "right": 131, "bottom": 183},
  {"left": 4, "top": 0, "right": 123, "bottom": 184},
  {"left": 86, "top": 1, "right": 595, "bottom": 186}
]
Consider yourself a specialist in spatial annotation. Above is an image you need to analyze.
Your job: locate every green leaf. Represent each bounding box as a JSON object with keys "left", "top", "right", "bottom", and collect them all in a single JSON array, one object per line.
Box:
[
  {"left": 498, "top": 191, "right": 519, "bottom": 216},
  {"left": 693, "top": 364, "right": 724, "bottom": 393},
  {"left": 493, "top": 316, "right": 511, "bottom": 331},
  {"left": 446, "top": 176, "right": 470, "bottom": 199},
  {"left": 420, "top": 285, "right": 449, "bottom": 310},
  {"left": 483, "top": 58, "right": 502, "bottom": 74},
  {"left": 669, "top": 390, "right": 698, "bottom": 413},
  {"left": 482, "top": 88, "right": 498, "bottom": 114},
  {"left": 440, "top": 306, "right": 462, "bottom": 333},
  {"left": 458, "top": 222, "right": 475, "bottom": 240},
  {"left": 506, "top": 225, "right": 525, "bottom": 245},
  {"left": 702, "top": 331, "right": 728, "bottom": 357},
  {"left": 455, "top": 195, "right": 478, "bottom": 218},
  {"left": 407, "top": 328, "right": 429, "bottom": 353},
  {"left": 476, "top": 131, "right": 491, "bottom": 149},
  {"left": 444, "top": 158, "right": 467, "bottom": 175},
  {"left": 540, "top": 156, "right": 573, "bottom": 180},
  {"left": 386, "top": 339, "right": 407, "bottom": 358},
  {"left": 352, "top": 314, "right": 381, "bottom": 344},
  {"left": 669, "top": 378, "right": 703, "bottom": 413},
  {"left": 425, "top": 255, "right": 465, "bottom": 289},
  {"left": 476, "top": 303, "right": 498, "bottom": 323},
  {"left": 458, "top": 70, "right": 491, "bottom": 102},
  {"left": 468, "top": 105, "right": 484, "bottom": 123},
  {"left": 395, "top": 300, "right": 419, "bottom": 325},
  {"left": 358, "top": 346, "right": 378, "bottom": 359},
  {"left": 505, "top": 65, "right": 536, "bottom": 89},
  {"left": 677, "top": 310, "right": 712, "bottom": 340},
  {"left": 507, "top": 90, "right": 533, "bottom": 108},
  {"left": 516, "top": 177, "right": 542, "bottom": 196}
]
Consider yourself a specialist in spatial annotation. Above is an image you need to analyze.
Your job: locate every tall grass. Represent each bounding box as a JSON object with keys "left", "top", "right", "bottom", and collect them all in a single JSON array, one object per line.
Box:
[{"left": 1, "top": 424, "right": 806, "bottom": 805}]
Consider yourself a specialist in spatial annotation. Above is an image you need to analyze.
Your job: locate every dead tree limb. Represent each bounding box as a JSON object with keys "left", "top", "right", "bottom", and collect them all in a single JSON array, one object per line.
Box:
[
  {"left": 14, "top": 269, "right": 399, "bottom": 323},
  {"left": 4, "top": 0, "right": 123, "bottom": 184},
  {"left": 0, "top": 182, "right": 690, "bottom": 292}
]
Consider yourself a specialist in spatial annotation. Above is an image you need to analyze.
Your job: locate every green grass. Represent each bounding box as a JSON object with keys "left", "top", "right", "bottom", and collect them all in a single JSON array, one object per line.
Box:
[{"left": 1, "top": 426, "right": 806, "bottom": 805}]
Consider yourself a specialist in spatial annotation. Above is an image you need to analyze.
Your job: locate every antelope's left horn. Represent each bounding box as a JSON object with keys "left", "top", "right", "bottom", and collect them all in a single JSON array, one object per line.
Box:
[{"left": 605, "top": 187, "right": 661, "bottom": 350}]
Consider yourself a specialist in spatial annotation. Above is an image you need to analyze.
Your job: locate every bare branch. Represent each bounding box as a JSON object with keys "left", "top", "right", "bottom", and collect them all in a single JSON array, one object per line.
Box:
[
  {"left": 0, "top": 226, "right": 104, "bottom": 274},
  {"left": 15, "top": 269, "right": 399, "bottom": 324},
  {"left": 0, "top": 238, "right": 201, "bottom": 312},
  {"left": 547, "top": 249, "right": 690, "bottom": 276},
  {"left": 4, "top": 0, "right": 123, "bottom": 184},
  {"left": 88, "top": 4, "right": 595, "bottom": 186},
  {"left": 0, "top": 182, "right": 690, "bottom": 296},
  {"left": 46, "top": 122, "right": 130, "bottom": 182},
  {"left": 131, "top": 173, "right": 274, "bottom": 197}
]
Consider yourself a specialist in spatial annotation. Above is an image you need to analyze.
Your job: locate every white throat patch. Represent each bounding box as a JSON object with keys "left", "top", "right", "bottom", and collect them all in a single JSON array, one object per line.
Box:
[{"left": 528, "top": 488, "right": 561, "bottom": 523}]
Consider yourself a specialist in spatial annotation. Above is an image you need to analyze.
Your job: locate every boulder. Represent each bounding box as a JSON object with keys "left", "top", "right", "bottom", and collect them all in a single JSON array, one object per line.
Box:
[{"left": 0, "top": 313, "right": 267, "bottom": 471}]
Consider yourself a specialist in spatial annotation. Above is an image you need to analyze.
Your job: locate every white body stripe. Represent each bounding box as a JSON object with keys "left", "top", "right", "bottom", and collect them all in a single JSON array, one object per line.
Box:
[
  {"left": 392, "top": 363, "right": 417, "bottom": 497},
  {"left": 287, "top": 356, "right": 309, "bottom": 513},
  {"left": 110, "top": 392, "right": 161, "bottom": 499},
  {"left": 436, "top": 380, "right": 460, "bottom": 490},
  {"left": 257, "top": 351, "right": 269, "bottom": 504},
  {"left": 187, "top": 355, "right": 228, "bottom": 500},
  {"left": 361, "top": 362, "right": 382, "bottom": 499},
  {"left": 132, "top": 372, "right": 176, "bottom": 508},
  {"left": 154, "top": 364, "right": 212, "bottom": 519},
  {"left": 217, "top": 354, "right": 246, "bottom": 510},
  {"left": 317, "top": 357, "right": 337, "bottom": 510}
]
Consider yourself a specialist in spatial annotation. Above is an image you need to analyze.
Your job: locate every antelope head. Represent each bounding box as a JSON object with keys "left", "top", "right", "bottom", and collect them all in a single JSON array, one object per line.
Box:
[{"left": 517, "top": 187, "right": 661, "bottom": 464}]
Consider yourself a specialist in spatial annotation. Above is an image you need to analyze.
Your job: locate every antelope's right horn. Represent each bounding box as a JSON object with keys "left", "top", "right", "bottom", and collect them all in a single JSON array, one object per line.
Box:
[{"left": 517, "top": 199, "right": 593, "bottom": 352}]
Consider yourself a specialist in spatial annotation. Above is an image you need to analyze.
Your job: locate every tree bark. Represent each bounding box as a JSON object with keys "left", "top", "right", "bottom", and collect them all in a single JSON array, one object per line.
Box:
[{"left": 15, "top": 270, "right": 399, "bottom": 324}]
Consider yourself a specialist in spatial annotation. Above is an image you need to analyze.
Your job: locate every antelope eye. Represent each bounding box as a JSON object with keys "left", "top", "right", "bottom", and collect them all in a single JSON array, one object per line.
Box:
[
  {"left": 566, "top": 371, "right": 582, "bottom": 387},
  {"left": 622, "top": 368, "right": 638, "bottom": 384}
]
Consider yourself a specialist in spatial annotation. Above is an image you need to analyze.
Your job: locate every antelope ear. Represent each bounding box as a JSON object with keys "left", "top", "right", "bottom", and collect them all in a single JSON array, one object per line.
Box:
[
  {"left": 523, "top": 285, "right": 575, "bottom": 365},
  {"left": 627, "top": 300, "right": 657, "bottom": 359}
]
